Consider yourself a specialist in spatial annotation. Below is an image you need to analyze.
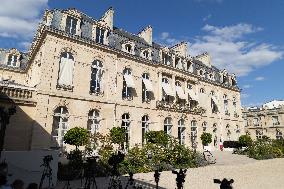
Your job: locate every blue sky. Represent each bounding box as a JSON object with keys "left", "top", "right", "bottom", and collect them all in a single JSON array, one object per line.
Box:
[{"left": 0, "top": 0, "right": 283, "bottom": 107}]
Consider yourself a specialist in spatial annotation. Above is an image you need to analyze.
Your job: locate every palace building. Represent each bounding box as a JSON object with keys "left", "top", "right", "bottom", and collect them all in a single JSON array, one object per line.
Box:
[
  {"left": 243, "top": 100, "right": 284, "bottom": 140},
  {"left": 0, "top": 8, "right": 243, "bottom": 151}
]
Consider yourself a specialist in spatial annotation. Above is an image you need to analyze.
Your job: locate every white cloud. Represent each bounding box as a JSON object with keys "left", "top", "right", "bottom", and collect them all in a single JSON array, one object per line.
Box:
[
  {"left": 158, "top": 32, "right": 180, "bottom": 46},
  {"left": 243, "top": 85, "right": 251, "bottom": 89},
  {"left": 0, "top": 0, "right": 48, "bottom": 39},
  {"left": 241, "top": 93, "right": 250, "bottom": 99},
  {"left": 189, "top": 23, "right": 283, "bottom": 76},
  {"left": 255, "top": 76, "right": 265, "bottom": 81}
]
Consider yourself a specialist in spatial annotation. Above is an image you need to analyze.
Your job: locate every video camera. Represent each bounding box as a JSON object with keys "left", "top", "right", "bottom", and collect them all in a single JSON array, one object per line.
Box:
[{"left": 214, "top": 178, "right": 234, "bottom": 189}]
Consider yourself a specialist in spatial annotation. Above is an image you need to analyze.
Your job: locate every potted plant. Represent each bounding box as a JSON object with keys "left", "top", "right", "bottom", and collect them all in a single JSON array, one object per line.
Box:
[{"left": 200, "top": 132, "right": 212, "bottom": 151}]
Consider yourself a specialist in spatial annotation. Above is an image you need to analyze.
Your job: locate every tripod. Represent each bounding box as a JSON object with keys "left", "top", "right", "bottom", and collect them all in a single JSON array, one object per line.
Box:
[
  {"left": 84, "top": 157, "right": 98, "bottom": 189},
  {"left": 39, "top": 155, "right": 53, "bottom": 189}
]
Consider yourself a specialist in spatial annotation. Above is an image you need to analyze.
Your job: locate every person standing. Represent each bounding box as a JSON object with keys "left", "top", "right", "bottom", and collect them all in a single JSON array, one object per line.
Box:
[{"left": 219, "top": 138, "right": 223, "bottom": 151}]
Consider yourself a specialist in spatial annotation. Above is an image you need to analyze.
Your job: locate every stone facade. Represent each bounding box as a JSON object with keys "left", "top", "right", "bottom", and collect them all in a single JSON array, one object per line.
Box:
[
  {"left": 243, "top": 101, "right": 284, "bottom": 140},
  {"left": 0, "top": 8, "right": 243, "bottom": 151}
]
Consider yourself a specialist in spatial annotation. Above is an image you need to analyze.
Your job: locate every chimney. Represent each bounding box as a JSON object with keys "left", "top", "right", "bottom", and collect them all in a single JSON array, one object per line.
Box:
[
  {"left": 138, "top": 25, "right": 152, "bottom": 45},
  {"left": 170, "top": 41, "right": 188, "bottom": 57},
  {"left": 99, "top": 7, "right": 114, "bottom": 29}
]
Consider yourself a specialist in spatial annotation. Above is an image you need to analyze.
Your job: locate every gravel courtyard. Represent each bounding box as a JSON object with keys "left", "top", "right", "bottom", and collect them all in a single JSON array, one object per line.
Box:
[{"left": 57, "top": 152, "right": 284, "bottom": 189}]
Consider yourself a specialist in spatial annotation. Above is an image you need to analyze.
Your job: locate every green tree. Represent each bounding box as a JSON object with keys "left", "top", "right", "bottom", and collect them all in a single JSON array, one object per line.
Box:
[
  {"left": 145, "top": 131, "right": 170, "bottom": 146},
  {"left": 200, "top": 132, "right": 212, "bottom": 146},
  {"left": 64, "top": 127, "right": 89, "bottom": 150},
  {"left": 238, "top": 135, "right": 252, "bottom": 147},
  {"left": 110, "top": 127, "right": 126, "bottom": 149}
]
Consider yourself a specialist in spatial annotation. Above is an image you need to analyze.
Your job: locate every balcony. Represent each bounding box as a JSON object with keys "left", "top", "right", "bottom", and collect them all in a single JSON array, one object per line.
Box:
[{"left": 156, "top": 100, "right": 206, "bottom": 115}]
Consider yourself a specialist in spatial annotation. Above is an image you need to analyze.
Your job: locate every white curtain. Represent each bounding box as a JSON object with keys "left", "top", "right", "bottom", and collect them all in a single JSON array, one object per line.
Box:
[{"left": 58, "top": 57, "right": 74, "bottom": 86}]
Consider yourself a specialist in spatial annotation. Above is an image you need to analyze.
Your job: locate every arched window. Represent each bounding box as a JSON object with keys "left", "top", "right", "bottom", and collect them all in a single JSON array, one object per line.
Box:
[
  {"left": 125, "top": 44, "right": 132, "bottom": 53},
  {"left": 143, "top": 50, "right": 149, "bottom": 59},
  {"left": 276, "top": 129, "right": 283, "bottom": 140},
  {"left": 90, "top": 60, "right": 103, "bottom": 94},
  {"left": 87, "top": 110, "right": 100, "bottom": 134},
  {"left": 142, "top": 115, "right": 149, "bottom": 145},
  {"left": 191, "top": 120, "right": 197, "bottom": 149},
  {"left": 223, "top": 94, "right": 229, "bottom": 115},
  {"left": 164, "top": 117, "right": 172, "bottom": 135},
  {"left": 213, "top": 123, "right": 217, "bottom": 133},
  {"left": 178, "top": 119, "right": 185, "bottom": 145},
  {"left": 213, "top": 123, "right": 218, "bottom": 146},
  {"left": 52, "top": 106, "right": 68, "bottom": 147},
  {"left": 202, "top": 122, "right": 207, "bottom": 132},
  {"left": 57, "top": 52, "right": 74, "bottom": 89},
  {"left": 121, "top": 113, "right": 130, "bottom": 149},
  {"left": 122, "top": 68, "right": 134, "bottom": 100},
  {"left": 226, "top": 124, "right": 231, "bottom": 141},
  {"left": 200, "top": 88, "right": 205, "bottom": 94},
  {"left": 256, "top": 130, "right": 262, "bottom": 140},
  {"left": 142, "top": 73, "right": 152, "bottom": 102}
]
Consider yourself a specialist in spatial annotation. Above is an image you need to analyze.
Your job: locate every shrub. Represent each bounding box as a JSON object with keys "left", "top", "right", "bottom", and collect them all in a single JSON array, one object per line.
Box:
[
  {"left": 239, "top": 135, "right": 252, "bottom": 147},
  {"left": 110, "top": 127, "right": 126, "bottom": 148},
  {"left": 145, "top": 131, "right": 170, "bottom": 146},
  {"left": 64, "top": 127, "right": 89, "bottom": 150},
  {"left": 200, "top": 132, "right": 212, "bottom": 146}
]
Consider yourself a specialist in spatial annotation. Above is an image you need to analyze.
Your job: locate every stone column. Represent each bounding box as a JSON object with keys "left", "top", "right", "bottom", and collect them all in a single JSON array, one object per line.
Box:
[
  {"left": 76, "top": 19, "right": 81, "bottom": 36},
  {"left": 158, "top": 72, "right": 162, "bottom": 101},
  {"left": 60, "top": 14, "right": 67, "bottom": 31},
  {"left": 103, "top": 29, "right": 109, "bottom": 45}
]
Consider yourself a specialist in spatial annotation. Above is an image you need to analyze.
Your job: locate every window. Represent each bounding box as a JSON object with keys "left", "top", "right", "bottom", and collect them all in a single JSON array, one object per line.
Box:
[
  {"left": 142, "top": 115, "right": 149, "bottom": 145},
  {"left": 202, "top": 122, "right": 207, "bottom": 132},
  {"left": 87, "top": 110, "right": 100, "bottom": 134},
  {"left": 90, "top": 60, "right": 103, "bottom": 94},
  {"left": 164, "top": 117, "right": 172, "bottom": 135},
  {"left": 57, "top": 52, "right": 74, "bottom": 89},
  {"left": 187, "top": 61, "right": 193, "bottom": 72},
  {"left": 142, "top": 73, "right": 151, "bottom": 102},
  {"left": 52, "top": 106, "right": 68, "bottom": 148},
  {"left": 162, "top": 53, "right": 171, "bottom": 66},
  {"left": 200, "top": 88, "right": 205, "bottom": 94},
  {"left": 125, "top": 44, "right": 132, "bottom": 53},
  {"left": 256, "top": 130, "right": 262, "bottom": 140},
  {"left": 272, "top": 116, "right": 280, "bottom": 126},
  {"left": 175, "top": 81, "right": 186, "bottom": 104},
  {"left": 65, "top": 16, "right": 77, "bottom": 35},
  {"left": 122, "top": 68, "right": 134, "bottom": 100},
  {"left": 162, "top": 78, "right": 173, "bottom": 103},
  {"left": 253, "top": 118, "right": 259, "bottom": 126},
  {"left": 211, "top": 98, "right": 218, "bottom": 114},
  {"left": 233, "top": 101, "right": 237, "bottom": 116},
  {"left": 236, "top": 125, "right": 240, "bottom": 138},
  {"left": 226, "top": 124, "right": 231, "bottom": 140},
  {"left": 276, "top": 129, "right": 283, "bottom": 140},
  {"left": 191, "top": 120, "right": 197, "bottom": 148},
  {"left": 96, "top": 27, "right": 105, "bottom": 44},
  {"left": 178, "top": 119, "right": 186, "bottom": 145},
  {"left": 223, "top": 95, "right": 229, "bottom": 115},
  {"left": 213, "top": 123, "right": 217, "bottom": 133},
  {"left": 142, "top": 50, "right": 149, "bottom": 59},
  {"left": 199, "top": 70, "right": 204, "bottom": 76},
  {"left": 121, "top": 113, "right": 130, "bottom": 150},
  {"left": 175, "top": 57, "right": 183, "bottom": 70},
  {"left": 7, "top": 54, "right": 17, "bottom": 67}
]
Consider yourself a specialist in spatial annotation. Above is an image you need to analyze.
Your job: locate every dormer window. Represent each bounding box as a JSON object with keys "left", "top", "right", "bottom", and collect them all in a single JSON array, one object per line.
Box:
[
  {"left": 200, "top": 88, "right": 205, "bottom": 93},
  {"left": 187, "top": 61, "right": 193, "bottom": 72},
  {"left": 65, "top": 16, "right": 77, "bottom": 35},
  {"left": 162, "top": 53, "right": 171, "bottom": 66},
  {"left": 143, "top": 50, "right": 149, "bottom": 58},
  {"left": 7, "top": 54, "right": 18, "bottom": 67},
  {"left": 96, "top": 27, "right": 105, "bottom": 44},
  {"left": 125, "top": 44, "right": 132, "bottom": 53}
]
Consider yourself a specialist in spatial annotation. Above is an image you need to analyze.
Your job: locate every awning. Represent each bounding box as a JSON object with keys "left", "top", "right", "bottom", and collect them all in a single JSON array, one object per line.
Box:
[
  {"left": 187, "top": 89, "right": 198, "bottom": 101},
  {"left": 124, "top": 74, "right": 135, "bottom": 88},
  {"left": 176, "top": 86, "right": 187, "bottom": 100},
  {"left": 142, "top": 79, "right": 153, "bottom": 92},
  {"left": 162, "top": 82, "right": 174, "bottom": 96}
]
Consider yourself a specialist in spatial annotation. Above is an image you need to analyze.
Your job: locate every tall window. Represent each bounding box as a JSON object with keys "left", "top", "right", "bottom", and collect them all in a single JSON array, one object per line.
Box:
[
  {"left": 142, "top": 115, "right": 149, "bottom": 145},
  {"left": 121, "top": 113, "right": 130, "bottom": 150},
  {"left": 142, "top": 73, "right": 151, "bottom": 102},
  {"left": 7, "top": 54, "right": 17, "bottom": 67},
  {"left": 178, "top": 119, "right": 186, "bottom": 145},
  {"left": 164, "top": 117, "right": 172, "bottom": 135},
  {"left": 96, "top": 27, "right": 105, "bottom": 44},
  {"left": 272, "top": 116, "right": 279, "bottom": 125},
  {"left": 187, "top": 61, "right": 193, "bottom": 72},
  {"left": 200, "top": 88, "right": 205, "bottom": 94},
  {"left": 65, "top": 16, "right": 77, "bottom": 35},
  {"left": 122, "top": 68, "right": 133, "bottom": 100},
  {"left": 253, "top": 118, "right": 259, "bottom": 126},
  {"left": 236, "top": 125, "right": 240, "bottom": 139},
  {"left": 276, "top": 129, "right": 283, "bottom": 140},
  {"left": 175, "top": 81, "right": 186, "bottom": 105},
  {"left": 52, "top": 106, "right": 68, "bottom": 147},
  {"left": 224, "top": 95, "right": 229, "bottom": 114},
  {"left": 87, "top": 110, "right": 100, "bottom": 134},
  {"left": 162, "top": 78, "right": 172, "bottom": 103},
  {"left": 256, "top": 130, "right": 262, "bottom": 140},
  {"left": 226, "top": 124, "right": 231, "bottom": 141},
  {"left": 90, "top": 60, "right": 103, "bottom": 94},
  {"left": 202, "top": 122, "right": 207, "bottom": 132},
  {"left": 191, "top": 120, "right": 197, "bottom": 149},
  {"left": 213, "top": 123, "right": 217, "bottom": 146},
  {"left": 57, "top": 52, "right": 74, "bottom": 88}
]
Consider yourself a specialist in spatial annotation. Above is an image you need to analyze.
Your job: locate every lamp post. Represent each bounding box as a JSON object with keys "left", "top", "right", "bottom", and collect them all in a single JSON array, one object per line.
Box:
[{"left": 0, "top": 106, "right": 16, "bottom": 159}]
